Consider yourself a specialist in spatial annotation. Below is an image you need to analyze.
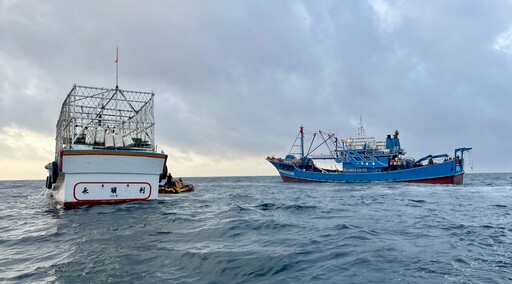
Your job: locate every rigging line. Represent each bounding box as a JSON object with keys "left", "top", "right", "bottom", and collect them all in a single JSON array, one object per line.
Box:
[
  {"left": 306, "top": 133, "right": 317, "bottom": 156},
  {"left": 318, "top": 131, "right": 335, "bottom": 157},
  {"left": 288, "top": 131, "right": 301, "bottom": 155},
  {"left": 308, "top": 132, "right": 335, "bottom": 157}
]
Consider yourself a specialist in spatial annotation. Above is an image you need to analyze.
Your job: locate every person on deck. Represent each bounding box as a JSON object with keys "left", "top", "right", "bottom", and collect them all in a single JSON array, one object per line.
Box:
[{"left": 164, "top": 173, "right": 176, "bottom": 188}]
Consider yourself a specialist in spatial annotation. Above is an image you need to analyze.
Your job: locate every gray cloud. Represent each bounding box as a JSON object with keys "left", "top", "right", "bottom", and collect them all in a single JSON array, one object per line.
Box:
[{"left": 1, "top": 0, "right": 511, "bottom": 174}]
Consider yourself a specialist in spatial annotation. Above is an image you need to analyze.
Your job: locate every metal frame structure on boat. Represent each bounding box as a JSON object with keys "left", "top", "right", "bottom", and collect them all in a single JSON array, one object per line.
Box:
[{"left": 54, "top": 85, "right": 155, "bottom": 158}]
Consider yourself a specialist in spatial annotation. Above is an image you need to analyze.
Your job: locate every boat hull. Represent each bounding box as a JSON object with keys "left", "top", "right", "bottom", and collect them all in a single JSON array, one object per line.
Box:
[
  {"left": 269, "top": 160, "right": 464, "bottom": 185},
  {"left": 51, "top": 150, "right": 167, "bottom": 208}
]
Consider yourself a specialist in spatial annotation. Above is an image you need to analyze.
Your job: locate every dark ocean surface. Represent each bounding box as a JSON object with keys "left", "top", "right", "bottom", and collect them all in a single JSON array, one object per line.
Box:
[{"left": 1, "top": 173, "right": 511, "bottom": 283}]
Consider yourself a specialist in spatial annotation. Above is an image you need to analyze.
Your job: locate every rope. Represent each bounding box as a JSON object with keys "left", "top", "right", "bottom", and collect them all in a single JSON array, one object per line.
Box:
[{"left": 37, "top": 187, "right": 49, "bottom": 198}]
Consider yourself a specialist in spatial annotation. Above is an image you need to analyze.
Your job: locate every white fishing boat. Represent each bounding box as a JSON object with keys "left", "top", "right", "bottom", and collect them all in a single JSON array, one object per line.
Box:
[{"left": 45, "top": 84, "right": 168, "bottom": 208}]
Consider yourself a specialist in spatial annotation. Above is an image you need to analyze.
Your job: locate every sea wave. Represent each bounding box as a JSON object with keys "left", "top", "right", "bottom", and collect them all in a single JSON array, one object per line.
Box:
[{"left": 1, "top": 174, "right": 512, "bottom": 283}]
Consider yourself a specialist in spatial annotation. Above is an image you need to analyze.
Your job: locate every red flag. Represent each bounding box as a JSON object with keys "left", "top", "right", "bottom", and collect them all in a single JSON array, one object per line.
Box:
[{"left": 115, "top": 47, "right": 118, "bottom": 63}]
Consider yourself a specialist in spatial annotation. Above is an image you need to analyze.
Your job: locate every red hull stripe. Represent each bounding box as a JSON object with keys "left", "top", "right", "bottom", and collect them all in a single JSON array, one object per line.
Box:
[
  {"left": 280, "top": 173, "right": 464, "bottom": 185},
  {"left": 406, "top": 173, "right": 464, "bottom": 185},
  {"left": 62, "top": 150, "right": 166, "bottom": 159},
  {"left": 280, "top": 175, "right": 316, "bottom": 183},
  {"left": 58, "top": 199, "right": 154, "bottom": 208}
]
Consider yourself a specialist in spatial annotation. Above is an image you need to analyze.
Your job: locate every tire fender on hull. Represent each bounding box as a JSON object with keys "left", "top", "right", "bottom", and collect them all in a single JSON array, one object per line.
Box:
[
  {"left": 51, "top": 161, "right": 59, "bottom": 184},
  {"left": 45, "top": 176, "right": 52, "bottom": 189}
]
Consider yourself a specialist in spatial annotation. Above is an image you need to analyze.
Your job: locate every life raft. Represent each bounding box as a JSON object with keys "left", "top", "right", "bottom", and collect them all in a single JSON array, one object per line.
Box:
[{"left": 159, "top": 178, "right": 194, "bottom": 194}]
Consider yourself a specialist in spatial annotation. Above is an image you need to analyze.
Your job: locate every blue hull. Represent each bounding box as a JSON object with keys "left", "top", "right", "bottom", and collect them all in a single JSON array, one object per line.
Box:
[{"left": 269, "top": 160, "right": 464, "bottom": 184}]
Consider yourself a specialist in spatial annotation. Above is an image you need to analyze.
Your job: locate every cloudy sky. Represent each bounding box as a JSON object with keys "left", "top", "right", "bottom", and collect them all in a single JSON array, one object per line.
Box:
[{"left": 1, "top": 0, "right": 511, "bottom": 180}]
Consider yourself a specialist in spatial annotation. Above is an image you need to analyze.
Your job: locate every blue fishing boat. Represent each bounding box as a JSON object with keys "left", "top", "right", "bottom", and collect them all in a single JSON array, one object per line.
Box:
[{"left": 267, "top": 122, "right": 472, "bottom": 184}]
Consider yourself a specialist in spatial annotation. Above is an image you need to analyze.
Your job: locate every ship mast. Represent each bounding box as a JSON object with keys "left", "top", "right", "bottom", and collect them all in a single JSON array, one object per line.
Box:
[{"left": 300, "top": 125, "right": 305, "bottom": 158}]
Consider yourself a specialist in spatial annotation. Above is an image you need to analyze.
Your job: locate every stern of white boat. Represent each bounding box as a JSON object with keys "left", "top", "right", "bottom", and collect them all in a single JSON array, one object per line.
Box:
[{"left": 53, "top": 150, "right": 167, "bottom": 207}]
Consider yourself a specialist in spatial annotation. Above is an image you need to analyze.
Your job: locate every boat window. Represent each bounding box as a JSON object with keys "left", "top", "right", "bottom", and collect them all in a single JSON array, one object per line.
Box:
[
  {"left": 364, "top": 156, "right": 373, "bottom": 161},
  {"left": 279, "top": 164, "right": 294, "bottom": 171},
  {"left": 353, "top": 156, "right": 363, "bottom": 162}
]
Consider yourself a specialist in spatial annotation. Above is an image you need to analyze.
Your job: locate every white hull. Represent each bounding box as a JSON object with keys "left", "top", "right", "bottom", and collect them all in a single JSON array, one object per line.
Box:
[{"left": 51, "top": 150, "right": 166, "bottom": 207}]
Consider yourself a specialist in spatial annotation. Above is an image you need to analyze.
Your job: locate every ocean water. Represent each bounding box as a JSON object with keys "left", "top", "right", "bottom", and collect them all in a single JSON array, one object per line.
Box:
[{"left": 0, "top": 173, "right": 511, "bottom": 283}]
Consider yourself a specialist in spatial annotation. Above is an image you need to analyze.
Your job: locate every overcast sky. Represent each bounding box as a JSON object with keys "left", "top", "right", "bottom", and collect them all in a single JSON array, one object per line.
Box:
[{"left": 1, "top": 0, "right": 511, "bottom": 179}]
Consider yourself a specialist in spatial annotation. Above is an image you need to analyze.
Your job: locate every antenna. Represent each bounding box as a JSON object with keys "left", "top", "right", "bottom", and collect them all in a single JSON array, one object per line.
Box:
[
  {"left": 115, "top": 46, "right": 119, "bottom": 88},
  {"left": 358, "top": 115, "right": 365, "bottom": 137}
]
